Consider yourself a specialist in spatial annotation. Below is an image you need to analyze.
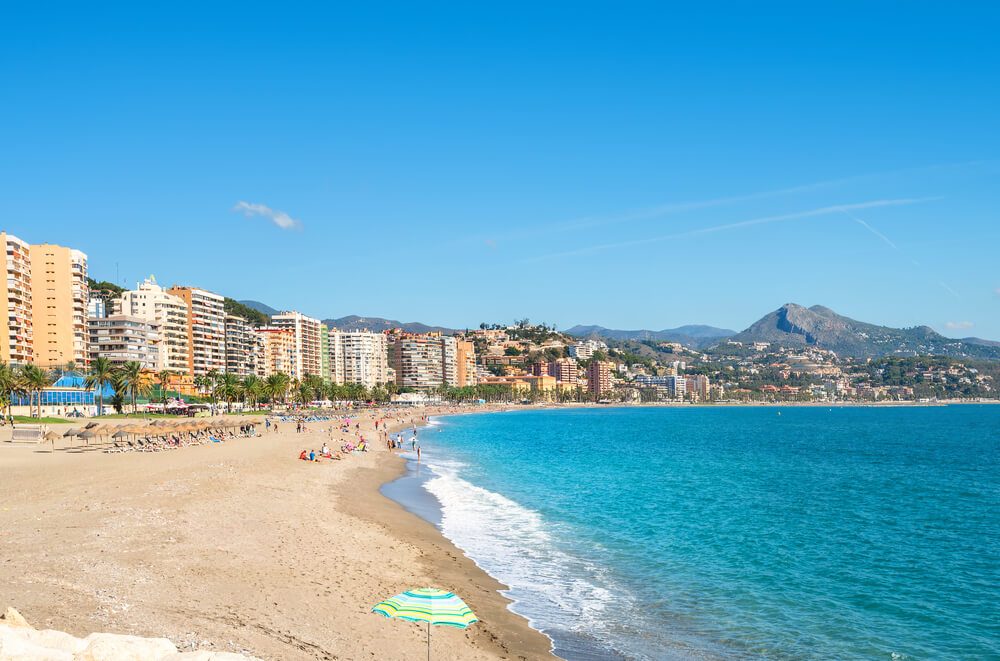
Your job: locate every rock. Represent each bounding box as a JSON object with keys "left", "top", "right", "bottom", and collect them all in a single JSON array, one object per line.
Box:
[
  {"left": 0, "top": 625, "right": 73, "bottom": 660},
  {"left": 13, "top": 627, "right": 87, "bottom": 654},
  {"left": 74, "top": 633, "right": 178, "bottom": 660},
  {"left": 1, "top": 607, "right": 32, "bottom": 628},
  {"left": 162, "top": 653, "right": 260, "bottom": 660}
]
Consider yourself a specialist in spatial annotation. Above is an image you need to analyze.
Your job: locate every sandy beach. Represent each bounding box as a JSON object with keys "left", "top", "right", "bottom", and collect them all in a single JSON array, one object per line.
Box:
[{"left": 0, "top": 409, "right": 554, "bottom": 660}]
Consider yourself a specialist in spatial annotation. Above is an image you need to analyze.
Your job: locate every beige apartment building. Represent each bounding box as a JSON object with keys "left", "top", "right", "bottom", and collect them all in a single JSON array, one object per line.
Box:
[
  {"left": 587, "top": 360, "right": 614, "bottom": 397},
  {"left": 29, "top": 243, "right": 89, "bottom": 368},
  {"left": 271, "top": 311, "right": 322, "bottom": 378},
  {"left": 256, "top": 327, "right": 297, "bottom": 377},
  {"left": 118, "top": 277, "right": 190, "bottom": 373},
  {"left": 328, "top": 329, "right": 391, "bottom": 388},
  {"left": 87, "top": 315, "right": 158, "bottom": 369},
  {"left": 168, "top": 286, "right": 226, "bottom": 376},
  {"left": 0, "top": 232, "right": 33, "bottom": 364},
  {"left": 456, "top": 339, "right": 477, "bottom": 387}
]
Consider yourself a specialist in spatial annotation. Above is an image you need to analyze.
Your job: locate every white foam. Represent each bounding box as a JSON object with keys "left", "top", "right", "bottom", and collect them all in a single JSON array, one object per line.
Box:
[{"left": 422, "top": 457, "right": 633, "bottom": 653}]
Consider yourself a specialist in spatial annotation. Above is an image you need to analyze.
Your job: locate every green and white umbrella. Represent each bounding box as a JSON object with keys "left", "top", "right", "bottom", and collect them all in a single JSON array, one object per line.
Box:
[{"left": 372, "top": 588, "right": 478, "bottom": 660}]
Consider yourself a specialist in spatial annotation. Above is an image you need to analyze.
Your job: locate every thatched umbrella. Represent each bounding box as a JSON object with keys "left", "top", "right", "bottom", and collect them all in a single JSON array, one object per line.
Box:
[
  {"left": 112, "top": 429, "right": 131, "bottom": 439},
  {"left": 78, "top": 429, "right": 96, "bottom": 446},
  {"left": 63, "top": 428, "right": 80, "bottom": 438},
  {"left": 44, "top": 430, "right": 61, "bottom": 450},
  {"left": 84, "top": 421, "right": 100, "bottom": 429}
]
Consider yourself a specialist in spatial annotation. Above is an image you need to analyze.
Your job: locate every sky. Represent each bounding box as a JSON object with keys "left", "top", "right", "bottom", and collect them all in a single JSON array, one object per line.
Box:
[{"left": 2, "top": 2, "right": 999, "bottom": 338}]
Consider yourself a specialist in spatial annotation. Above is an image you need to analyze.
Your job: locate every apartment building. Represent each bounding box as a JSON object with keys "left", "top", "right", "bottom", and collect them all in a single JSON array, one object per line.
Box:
[
  {"left": 224, "top": 314, "right": 263, "bottom": 376},
  {"left": 271, "top": 311, "right": 322, "bottom": 378},
  {"left": 389, "top": 332, "right": 461, "bottom": 391},
  {"left": 549, "top": 357, "right": 579, "bottom": 384},
  {"left": 320, "top": 324, "right": 331, "bottom": 381},
  {"left": 119, "top": 277, "right": 190, "bottom": 373},
  {"left": 29, "top": 243, "right": 89, "bottom": 368},
  {"left": 87, "top": 315, "right": 158, "bottom": 369},
  {"left": 587, "top": 360, "right": 613, "bottom": 397},
  {"left": 168, "top": 285, "right": 226, "bottom": 376},
  {"left": 328, "top": 330, "right": 391, "bottom": 388},
  {"left": 456, "top": 339, "right": 477, "bottom": 387},
  {"left": 568, "top": 339, "right": 607, "bottom": 360},
  {"left": 256, "top": 326, "right": 297, "bottom": 377},
  {"left": 0, "top": 232, "right": 33, "bottom": 364}
]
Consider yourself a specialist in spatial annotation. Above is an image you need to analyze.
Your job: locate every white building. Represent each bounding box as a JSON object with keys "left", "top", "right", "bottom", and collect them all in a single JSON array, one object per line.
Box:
[
  {"left": 271, "top": 311, "right": 323, "bottom": 378},
  {"left": 568, "top": 339, "right": 608, "bottom": 360},
  {"left": 118, "top": 276, "right": 191, "bottom": 373},
  {"left": 224, "top": 314, "right": 264, "bottom": 376},
  {"left": 328, "top": 330, "right": 391, "bottom": 388},
  {"left": 87, "top": 315, "right": 159, "bottom": 369}
]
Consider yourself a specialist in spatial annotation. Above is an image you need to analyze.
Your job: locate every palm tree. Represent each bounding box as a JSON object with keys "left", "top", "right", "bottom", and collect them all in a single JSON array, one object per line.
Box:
[
  {"left": 215, "top": 373, "right": 242, "bottom": 412},
  {"left": 116, "top": 361, "right": 149, "bottom": 415},
  {"left": 242, "top": 374, "right": 263, "bottom": 409},
  {"left": 0, "top": 361, "right": 24, "bottom": 422},
  {"left": 264, "top": 372, "right": 290, "bottom": 406},
  {"left": 157, "top": 370, "right": 176, "bottom": 410},
  {"left": 20, "top": 364, "right": 52, "bottom": 418},
  {"left": 85, "top": 357, "right": 116, "bottom": 416}
]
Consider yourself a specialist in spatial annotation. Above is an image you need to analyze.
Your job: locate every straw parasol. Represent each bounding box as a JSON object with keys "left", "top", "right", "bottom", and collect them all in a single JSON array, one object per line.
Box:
[
  {"left": 111, "top": 429, "right": 131, "bottom": 439},
  {"left": 84, "top": 421, "right": 100, "bottom": 429},
  {"left": 62, "top": 428, "right": 80, "bottom": 438},
  {"left": 44, "top": 430, "right": 61, "bottom": 449},
  {"left": 78, "top": 430, "right": 96, "bottom": 445}
]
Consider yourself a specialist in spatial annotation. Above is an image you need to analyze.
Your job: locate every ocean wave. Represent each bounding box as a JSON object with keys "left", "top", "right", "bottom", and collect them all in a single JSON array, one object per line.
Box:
[{"left": 422, "top": 458, "right": 640, "bottom": 658}]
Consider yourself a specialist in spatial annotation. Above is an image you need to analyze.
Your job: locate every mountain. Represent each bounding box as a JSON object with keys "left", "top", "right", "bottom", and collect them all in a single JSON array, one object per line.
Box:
[
  {"left": 238, "top": 300, "right": 279, "bottom": 316},
  {"left": 565, "top": 324, "right": 736, "bottom": 349},
  {"left": 324, "top": 315, "right": 457, "bottom": 334},
  {"left": 727, "top": 303, "right": 1000, "bottom": 360}
]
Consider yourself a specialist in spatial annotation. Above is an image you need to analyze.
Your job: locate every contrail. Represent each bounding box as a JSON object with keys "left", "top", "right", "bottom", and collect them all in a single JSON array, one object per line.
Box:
[{"left": 526, "top": 197, "right": 936, "bottom": 262}]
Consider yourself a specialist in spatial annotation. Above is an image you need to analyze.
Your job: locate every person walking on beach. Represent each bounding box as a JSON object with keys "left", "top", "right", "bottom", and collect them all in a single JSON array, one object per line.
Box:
[{"left": 415, "top": 438, "right": 421, "bottom": 461}]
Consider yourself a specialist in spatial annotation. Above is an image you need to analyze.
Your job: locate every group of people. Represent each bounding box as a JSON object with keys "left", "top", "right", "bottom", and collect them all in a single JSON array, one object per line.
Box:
[
  {"left": 386, "top": 430, "right": 421, "bottom": 459},
  {"left": 298, "top": 442, "right": 341, "bottom": 462}
]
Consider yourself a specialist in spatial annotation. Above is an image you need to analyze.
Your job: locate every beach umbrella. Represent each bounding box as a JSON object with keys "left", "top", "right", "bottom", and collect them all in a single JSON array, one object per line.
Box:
[
  {"left": 372, "top": 588, "right": 478, "bottom": 661},
  {"left": 112, "top": 429, "right": 131, "bottom": 439},
  {"left": 78, "top": 430, "right": 96, "bottom": 445},
  {"left": 44, "top": 430, "right": 61, "bottom": 449},
  {"left": 62, "top": 428, "right": 80, "bottom": 437},
  {"left": 84, "top": 421, "right": 100, "bottom": 429}
]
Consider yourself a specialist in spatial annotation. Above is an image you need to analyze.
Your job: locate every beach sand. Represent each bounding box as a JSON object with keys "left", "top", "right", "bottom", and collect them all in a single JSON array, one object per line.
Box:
[{"left": 0, "top": 410, "right": 554, "bottom": 660}]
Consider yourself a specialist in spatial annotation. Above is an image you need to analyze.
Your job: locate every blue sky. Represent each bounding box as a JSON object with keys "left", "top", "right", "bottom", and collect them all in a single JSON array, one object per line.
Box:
[{"left": 3, "top": 3, "right": 999, "bottom": 338}]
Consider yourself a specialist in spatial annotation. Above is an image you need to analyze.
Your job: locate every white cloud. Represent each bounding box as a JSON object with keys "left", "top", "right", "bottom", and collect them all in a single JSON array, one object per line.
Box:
[
  {"left": 945, "top": 321, "right": 974, "bottom": 330},
  {"left": 233, "top": 201, "right": 302, "bottom": 230}
]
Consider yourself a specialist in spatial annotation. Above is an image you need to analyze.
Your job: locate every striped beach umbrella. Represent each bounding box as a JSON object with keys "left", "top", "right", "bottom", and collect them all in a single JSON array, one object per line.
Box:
[{"left": 372, "top": 588, "right": 478, "bottom": 660}]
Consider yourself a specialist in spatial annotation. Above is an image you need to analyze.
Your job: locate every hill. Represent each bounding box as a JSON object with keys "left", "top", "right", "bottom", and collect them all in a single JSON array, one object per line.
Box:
[
  {"left": 726, "top": 303, "right": 1000, "bottom": 360},
  {"left": 566, "top": 324, "right": 735, "bottom": 349},
  {"left": 238, "top": 300, "right": 279, "bottom": 317},
  {"left": 324, "top": 315, "right": 457, "bottom": 334},
  {"left": 224, "top": 298, "right": 270, "bottom": 326}
]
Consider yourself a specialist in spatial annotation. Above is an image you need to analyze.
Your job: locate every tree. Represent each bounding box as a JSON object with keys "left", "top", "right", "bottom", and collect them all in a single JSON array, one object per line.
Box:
[
  {"left": 85, "top": 357, "right": 116, "bottom": 416},
  {"left": 157, "top": 370, "right": 176, "bottom": 408},
  {"left": 242, "top": 374, "right": 264, "bottom": 409},
  {"left": 264, "top": 372, "right": 290, "bottom": 405},
  {"left": 214, "top": 373, "right": 242, "bottom": 412},
  {"left": 116, "top": 361, "right": 150, "bottom": 415},
  {"left": 20, "top": 364, "right": 52, "bottom": 418},
  {"left": 0, "top": 361, "right": 25, "bottom": 421}
]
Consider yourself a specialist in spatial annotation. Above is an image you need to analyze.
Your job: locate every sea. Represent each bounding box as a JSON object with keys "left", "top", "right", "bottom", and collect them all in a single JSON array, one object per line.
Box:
[{"left": 381, "top": 406, "right": 1000, "bottom": 660}]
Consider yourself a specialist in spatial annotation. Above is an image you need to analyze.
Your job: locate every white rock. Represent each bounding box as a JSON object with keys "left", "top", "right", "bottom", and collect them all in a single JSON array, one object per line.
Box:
[
  {"left": 161, "top": 653, "right": 259, "bottom": 660},
  {"left": 74, "top": 633, "right": 177, "bottom": 660},
  {"left": 1, "top": 607, "right": 32, "bottom": 629},
  {"left": 0, "top": 626, "right": 73, "bottom": 660},
  {"left": 11, "top": 628, "right": 87, "bottom": 654}
]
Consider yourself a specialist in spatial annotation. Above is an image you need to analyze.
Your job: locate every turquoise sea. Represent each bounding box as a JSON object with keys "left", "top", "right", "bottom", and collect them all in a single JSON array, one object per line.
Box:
[{"left": 386, "top": 406, "right": 999, "bottom": 660}]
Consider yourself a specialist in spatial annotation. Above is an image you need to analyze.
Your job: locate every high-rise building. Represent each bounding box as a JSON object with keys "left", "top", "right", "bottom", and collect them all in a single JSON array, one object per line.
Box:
[
  {"left": 87, "top": 315, "right": 158, "bottom": 369},
  {"left": 167, "top": 286, "right": 226, "bottom": 376},
  {"left": 456, "top": 339, "right": 477, "bottom": 387},
  {"left": 271, "top": 311, "right": 322, "bottom": 378},
  {"left": 587, "top": 360, "right": 613, "bottom": 397},
  {"left": 548, "top": 357, "right": 579, "bottom": 384},
  {"left": 256, "top": 327, "right": 297, "bottom": 377},
  {"left": 224, "top": 314, "right": 263, "bottom": 376},
  {"left": 389, "top": 332, "right": 461, "bottom": 391},
  {"left": 328, "top": 330, "right": 391, "bottom": 388},
  {"left": 320, "top": 324, "right": 331, "bottom": 381},
  {"left": 119, "top": 277, "right": 190, "bottom": 373},
  {"left": 0, "top": 232, "right": 33, "bottom": 365},
  {"left": 29, "top": 243, "right": 89, "bottom": 368}
]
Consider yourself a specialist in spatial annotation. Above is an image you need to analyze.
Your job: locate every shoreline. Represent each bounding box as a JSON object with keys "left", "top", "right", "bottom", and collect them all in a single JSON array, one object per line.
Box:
[{"left": 0, "top": 408, "right": 554, "bottom": 660}]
